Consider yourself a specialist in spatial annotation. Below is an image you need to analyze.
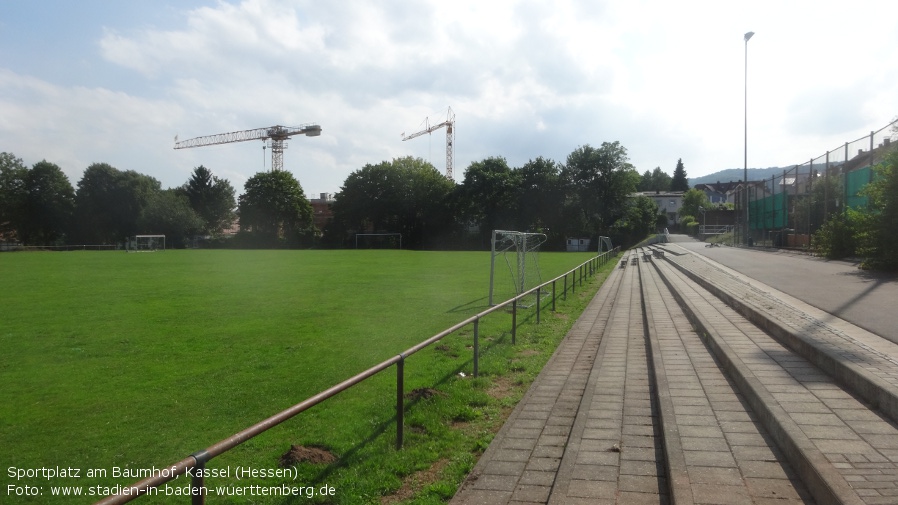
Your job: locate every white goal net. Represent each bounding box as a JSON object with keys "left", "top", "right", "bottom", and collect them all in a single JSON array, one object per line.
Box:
[
  {"left": 488, "top": 230, "right": 548, "bottom": 306},
  {"left": 128, "top": 235, "right": 165, "bottom": 252}
]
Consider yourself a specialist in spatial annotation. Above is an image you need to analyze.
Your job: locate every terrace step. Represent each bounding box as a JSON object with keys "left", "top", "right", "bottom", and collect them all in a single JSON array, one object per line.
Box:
[{"left": 451, "top": 246, "right": 898, "bottom": 505}]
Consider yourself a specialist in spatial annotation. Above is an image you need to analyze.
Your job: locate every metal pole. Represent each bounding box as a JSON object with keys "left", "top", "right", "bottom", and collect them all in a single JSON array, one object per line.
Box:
[
  {"left": 511, "top": 299, "right": 517, "bottom": 345},
  {"left": 190, "top": 450, "right": 209, "bottom": 505},
  {"left": 488, "top": 232, "right": 496, "bottom": 306},
  {"left": 808, "top": 160, "right": 813, "bottom": 246},
  {"left": 744, "top": 31, "right": 754, "bottom": 244},
  {"left": 473, "top": 319, "right": 479, "bottom": 378},
  {"left": 536, "top": 288, "right": 541, "bottom": 324},
  {"left": 552, "top": 280, "right": 555, "bottom": 312},
  {"left": 396, "top": 357, "right": 404, "bottom": 450}
]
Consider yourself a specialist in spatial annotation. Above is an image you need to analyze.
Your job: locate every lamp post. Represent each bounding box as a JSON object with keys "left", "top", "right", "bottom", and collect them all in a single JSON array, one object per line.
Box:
[{"left": 744, "top": 31, "right": 754, "bottom": 245}]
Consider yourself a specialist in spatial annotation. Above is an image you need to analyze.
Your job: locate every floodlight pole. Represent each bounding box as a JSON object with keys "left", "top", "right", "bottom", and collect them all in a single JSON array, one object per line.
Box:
[{"left": 744, "top": 31, "right": 754, "bottom": 245}]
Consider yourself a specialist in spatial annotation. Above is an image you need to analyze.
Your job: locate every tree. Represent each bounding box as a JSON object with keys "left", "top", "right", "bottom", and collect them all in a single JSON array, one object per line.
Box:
[
  {"left": 238, "top": 170, "right": 313, "bottom": 247},
  {"left": 74, "top": 163, "right": 161, "bottom": 243},
  {"left": 330, "top": 157, "right": 455, "bottom": 248},
  {"left": 183, "top": 166, "right": 236, "bottom": 235},
  {"left": 638, "top": 167, "right": 672, "bottom": 192},
  {"left": 680, "top": 188, "right": 710, "bottom": 223},
  {"left": 0, "top": 152, "right": 28, "bottom": 240},
  {"left": 457, "top": 157, "right": 520, "bottom": 240},
  {"left": 561, "top": 142, "right": 640, "bottom": 237},
  {"left": 612, "top": 195, "right": 660, "bottom": 246},
  {"left": 21, "top": 161, "right": 75, "bottom": 245},
  {"left": 514, "top": 157, "right": 565, "bottom": 243},
  {"left": 139, "top": 190, "right": 204, "bottom": 247},
  {"left": 855, "top": 149, "right": 898, "bottom": 270},
  {"left": 671, "top": 158, "right": 689, "bottom": 191}
]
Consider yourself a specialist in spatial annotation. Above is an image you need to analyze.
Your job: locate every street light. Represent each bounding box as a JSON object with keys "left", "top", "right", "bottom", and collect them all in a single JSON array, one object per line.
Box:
[{"left": 744, "top": 31, "right": 754, "bottom": 245}]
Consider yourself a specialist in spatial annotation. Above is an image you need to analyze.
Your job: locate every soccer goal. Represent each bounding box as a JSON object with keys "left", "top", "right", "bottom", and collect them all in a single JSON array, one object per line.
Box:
[
  {"left": 128, "top": 235, "right": 165, "bottom": 252},
  {"left": 488, "top": 230, "right": 548, "bottom": 306},
  {"left": 355, "top": 233, "right": 402, "bottom": 249}
]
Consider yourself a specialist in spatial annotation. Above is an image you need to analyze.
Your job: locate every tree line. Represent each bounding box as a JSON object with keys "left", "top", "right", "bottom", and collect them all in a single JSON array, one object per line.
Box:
[{"left": 1, "top": 141, "right": 671, "bottom": 250}]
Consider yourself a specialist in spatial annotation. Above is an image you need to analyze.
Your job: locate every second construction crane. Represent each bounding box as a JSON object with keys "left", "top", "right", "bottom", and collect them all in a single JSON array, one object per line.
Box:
[
  {"left": 402, "top": 107, "right": 455, "bottom": 180},
  {"left": 174, "top": 123, "right": 321, "bottom": 172}
]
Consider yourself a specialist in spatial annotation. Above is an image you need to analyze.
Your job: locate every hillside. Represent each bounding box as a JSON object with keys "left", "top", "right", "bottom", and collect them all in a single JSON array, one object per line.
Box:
[{"left": 688, "top": 167, "right": 789, "bottom": 187}]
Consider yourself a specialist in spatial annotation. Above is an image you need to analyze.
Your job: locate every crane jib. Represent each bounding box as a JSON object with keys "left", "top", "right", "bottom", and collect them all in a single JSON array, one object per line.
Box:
[{"left": 173, "top": 124, "right": 321, "bottom": 149}]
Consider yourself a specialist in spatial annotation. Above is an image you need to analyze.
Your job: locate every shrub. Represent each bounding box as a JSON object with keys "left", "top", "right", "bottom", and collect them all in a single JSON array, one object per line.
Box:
[{"left": 812, "top": 211, "right": 857, "bottom": 259}]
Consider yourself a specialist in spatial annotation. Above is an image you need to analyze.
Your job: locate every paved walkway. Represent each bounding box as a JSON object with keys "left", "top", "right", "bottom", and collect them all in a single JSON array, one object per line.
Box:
[{"left": 449, "top": 244, "right": 898, "bottom": 505}]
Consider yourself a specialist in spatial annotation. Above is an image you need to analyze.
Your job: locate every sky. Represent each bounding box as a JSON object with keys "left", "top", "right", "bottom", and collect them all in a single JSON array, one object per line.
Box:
[{"left": 2, "top": 0, "right": 897, "bottom": 197}]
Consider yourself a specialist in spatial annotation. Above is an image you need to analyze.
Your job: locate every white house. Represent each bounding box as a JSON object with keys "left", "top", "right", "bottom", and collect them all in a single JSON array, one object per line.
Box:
[{"left": 632, "top": 191, "right": 685, "bottom": 226}]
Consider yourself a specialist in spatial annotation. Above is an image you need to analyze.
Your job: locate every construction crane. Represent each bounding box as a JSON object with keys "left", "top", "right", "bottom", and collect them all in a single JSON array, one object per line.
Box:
[
  {"left": 174, "top": 123, "right": 321, "bottom": 172},
  {"left": 402, "top": 107, "right": 455, "bottom": 180}
]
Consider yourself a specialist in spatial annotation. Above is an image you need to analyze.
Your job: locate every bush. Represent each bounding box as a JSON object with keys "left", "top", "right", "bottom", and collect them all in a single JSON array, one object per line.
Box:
[
  {"left": 812, "top": 212, "right": 857, "bottom": 259},
  {"left": 678, "top": 215, "right": 698, "bottom": 236}
]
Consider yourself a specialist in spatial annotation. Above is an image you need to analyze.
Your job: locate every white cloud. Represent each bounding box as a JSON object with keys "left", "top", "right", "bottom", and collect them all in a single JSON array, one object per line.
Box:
[{"left": 2, "top": 0, "right": 897, "bottom": 194}]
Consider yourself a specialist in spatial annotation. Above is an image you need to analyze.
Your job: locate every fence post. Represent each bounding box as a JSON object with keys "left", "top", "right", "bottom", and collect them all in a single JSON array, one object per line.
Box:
[
  {"left": 563, "top": 274, "right": 568, "bottom": 301},
  {"left": 190, "top": 450, "right": 209, "bottom": 505},
  {"left": 512, "top": 298, "right": 517, "bottom": 345},
  {"left": 396, "top": 356, "right": 404, "bottom": 450},
  {"left": 536, "top": 287, "right": 541, "bottom": 324},
  {"left": 552, "top": 279, "right": 555, "bottom": 312},
  {"left": 473, "top": 319, "right": 480, "bottom": 378}
]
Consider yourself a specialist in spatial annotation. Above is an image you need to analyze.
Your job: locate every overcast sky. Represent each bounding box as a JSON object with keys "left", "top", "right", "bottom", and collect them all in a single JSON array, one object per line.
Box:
[{"left": 2, "top": 0, "right": 897, "bottom": 196}]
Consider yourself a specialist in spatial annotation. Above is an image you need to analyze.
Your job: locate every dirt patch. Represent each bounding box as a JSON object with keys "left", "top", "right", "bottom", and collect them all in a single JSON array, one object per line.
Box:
[
  {"left": 380, "top": 458, "right": 451, "bottom": 504},
  {"left": 487, "top": 375, "right": 516, "bottom": 400},
  {"left": 405, "top": 387, "right": 446, "bottom": 401},
  {"left": 278, "top": 445, "right": 337, "bottom": 467}
]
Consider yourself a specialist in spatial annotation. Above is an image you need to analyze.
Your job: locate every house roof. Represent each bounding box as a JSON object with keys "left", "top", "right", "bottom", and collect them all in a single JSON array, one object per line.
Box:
[{"left": 844, "top": 138, "right": 896, "bottom": 173}]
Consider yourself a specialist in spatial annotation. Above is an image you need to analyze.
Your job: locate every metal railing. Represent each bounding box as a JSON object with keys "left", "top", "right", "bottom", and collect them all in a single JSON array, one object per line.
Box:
[
  {"left": 95, "top": 247, "right": 620, "bottom": 505},
  {"left": 699, "top": 225, "right": 732, "bottom": 235}
]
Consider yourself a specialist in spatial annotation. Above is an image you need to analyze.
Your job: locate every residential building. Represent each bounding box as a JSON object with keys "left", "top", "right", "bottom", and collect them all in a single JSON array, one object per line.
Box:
[{"left": 632, "top": 191, "right": 684, "bottom": 226}]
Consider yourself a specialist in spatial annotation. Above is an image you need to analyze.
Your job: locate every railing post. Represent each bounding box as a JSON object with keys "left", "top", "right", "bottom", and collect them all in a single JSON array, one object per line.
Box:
[
  {"left": 396, "top": 356, "right": 405, "bottom": 450},
  {"left": 552, "top": 279, "right": 555, "bottom": 312},
  {"left": 536, "top": 287, "right": 541, "bottom": 324},
  {"left": 512, "top": 298, "right": 517, "bottom": 345},
  {"left": 563, "top": 274, "right": 568, "bottom": 301},
  {"left": 473, "top": 319, "right": 480, "bottom": 378},
  {"left": 190, "top": 450, "right": 210, "bottom": 505}
]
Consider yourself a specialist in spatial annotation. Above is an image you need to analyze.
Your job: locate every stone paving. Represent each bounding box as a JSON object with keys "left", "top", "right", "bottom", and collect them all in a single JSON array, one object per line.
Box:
[
  {"left": 450, "top": 255, "right": 627, "bottom": 504},
  {"left": 450, "top": 247, "right": 898, "bottom": 505},
  {"left": 642, "top": 259, "right": 812, "bottom": 504},
  {"left": 655, "top": 256, "right": 898, "bottom": 504},
  {"left": 547, "top": 257, "right": 666, "bottom": 504},
  {"left": 663, "top": 248, "right": 898, "bottom": 420}
]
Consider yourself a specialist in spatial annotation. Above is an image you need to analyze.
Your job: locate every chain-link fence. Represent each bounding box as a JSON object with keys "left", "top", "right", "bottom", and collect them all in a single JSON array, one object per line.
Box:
[{"left": 735, "top": 118, "right": 898, "bottom": 248}]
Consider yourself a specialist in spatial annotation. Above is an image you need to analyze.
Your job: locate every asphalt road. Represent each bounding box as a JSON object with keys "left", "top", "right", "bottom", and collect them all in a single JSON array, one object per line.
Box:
[{"left": 669, "top": 234, "right": 898, "bottom": 343}]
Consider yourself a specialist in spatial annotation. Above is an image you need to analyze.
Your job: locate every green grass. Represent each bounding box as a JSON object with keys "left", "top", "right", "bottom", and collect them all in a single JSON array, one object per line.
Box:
[{"left": 0, "top": 249, "right": 615, "bottom": 504}]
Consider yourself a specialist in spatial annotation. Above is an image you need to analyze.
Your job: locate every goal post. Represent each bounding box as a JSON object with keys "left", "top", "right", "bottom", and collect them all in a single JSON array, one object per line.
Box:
[
  {"left": 128, "top": 235, "right": 165, "bottom": 252},
  {"left": 488, "top": 230, "right": 547, "bottom": 306},
  {"left": 354, "top": 233, "right": 402, "bottom": 249}
]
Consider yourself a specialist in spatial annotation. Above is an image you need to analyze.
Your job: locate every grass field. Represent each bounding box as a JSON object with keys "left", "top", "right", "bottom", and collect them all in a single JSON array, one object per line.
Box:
[{"left": 0, "top": 249, "right": 614, "bottom": 504}]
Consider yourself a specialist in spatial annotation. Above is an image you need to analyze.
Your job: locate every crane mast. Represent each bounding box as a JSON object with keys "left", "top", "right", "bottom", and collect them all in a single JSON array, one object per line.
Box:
[
  {"left": 402, "top": 107, "right": 455, "bottom": 180},
  {"left": 174, "top": 123, "right": 321, "bottom": 172}
]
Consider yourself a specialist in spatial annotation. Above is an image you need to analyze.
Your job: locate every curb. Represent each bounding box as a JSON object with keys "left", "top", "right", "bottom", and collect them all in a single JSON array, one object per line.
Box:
[
  {"left": 664, "top": 252, "right": 898, "bottom": 426},
  {"left": 652, "top": 259, "right": 863, "bottom": 505}
]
